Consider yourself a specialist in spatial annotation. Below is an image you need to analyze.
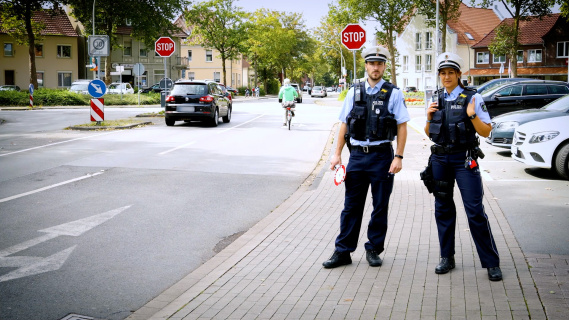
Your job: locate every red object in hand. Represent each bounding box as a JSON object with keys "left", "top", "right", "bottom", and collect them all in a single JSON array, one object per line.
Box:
[{"left": 469, "top": 159, "right": 478, "bottom": 169}]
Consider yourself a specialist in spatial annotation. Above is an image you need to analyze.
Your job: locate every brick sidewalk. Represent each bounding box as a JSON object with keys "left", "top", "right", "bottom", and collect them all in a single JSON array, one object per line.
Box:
[{"left": 127, "top": 125, "right": 565, "bottom": 320}]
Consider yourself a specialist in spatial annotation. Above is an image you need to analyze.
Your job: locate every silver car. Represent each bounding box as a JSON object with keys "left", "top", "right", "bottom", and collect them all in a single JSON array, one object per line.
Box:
[{"left": 311, "top": 86, "right": 327, "bottom": 98}]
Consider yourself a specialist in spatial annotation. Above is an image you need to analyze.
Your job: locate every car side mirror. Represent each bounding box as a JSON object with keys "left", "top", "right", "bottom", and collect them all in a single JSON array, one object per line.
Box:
[{"left": 493, "top": 94, "right": 501, "bottom": 100}]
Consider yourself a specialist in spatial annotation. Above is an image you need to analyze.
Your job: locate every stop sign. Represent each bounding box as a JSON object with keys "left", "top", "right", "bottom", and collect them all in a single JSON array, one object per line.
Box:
[
  {"left": 155, "top": 37, "right": 175, "bottom": 57},
  {"left": 341, "top": 24, "right": 366, "bottom": 50}
]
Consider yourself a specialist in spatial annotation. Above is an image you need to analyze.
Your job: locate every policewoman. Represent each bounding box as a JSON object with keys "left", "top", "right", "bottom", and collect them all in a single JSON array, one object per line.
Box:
[
  {"left": 424, "top": 52, "right": 502, "bottom": 281},
  {"left": 323, "top": 46, "right": 409, "bottom": 269}
]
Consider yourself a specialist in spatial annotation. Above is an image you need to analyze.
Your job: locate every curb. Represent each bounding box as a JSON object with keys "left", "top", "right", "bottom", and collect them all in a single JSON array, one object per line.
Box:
[{"left": 66, "top": 121, "right": 153, "bottom": 131}]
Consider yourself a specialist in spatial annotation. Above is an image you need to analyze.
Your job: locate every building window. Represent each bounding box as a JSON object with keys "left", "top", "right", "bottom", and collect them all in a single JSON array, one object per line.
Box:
[
  {"left": 188, "top": 50, "right": 192, "bottom": 61},
  {"left": 465, "top": 32, "right": 474, "bottom": 40},
  {"left": 477, "top": 52, "right": 489, "bottom": 64},
  {"left": 189, "top": 72, "right": 195, "bottom": 80},
  {"left": 528, "top": 49, "right": 542, "bottom": 62},
  {"left": 181, "top": 69, "right": 186, "bottom": 78},
  {"left": 415, "top": 33, "right": 422, "bottom": 51},
  {"left": 4, "top": 43, "right": 13, "bottom": 56},
  {"left": 37, "top": 72, "right": 44, "bottom": 87},
  {"left": 425, "top": 54, "right": 432, "bottom": 71},
  {"left": 403, "top": 56, "right": 408, "bottom": 72},
  {"left": 57, "top": 45, "right": 71, "bottom": 58},
  {"left": 123, "top": 41, "right": 132, "bottom": 56},
  {"left": 557, "top": 41, "right": 569, "bottom": 57},
  {"left": 206, "top": 50, "right": 213, "bottom": 62},
  {"left": 493, "top": 54, "right": 506, "bottom": 63},
  {"left": 57, "top": 72, "right": 72, "bottom": 87},
  {"left": 213, "top": 71, "right": 220, "bottom": 82},
  {"left": 140, "top": 48, "right": 147, "bottom": 57},
  {"left": 425, "top": 32, "right": 433, "bottom": 50},
  {"left": 415, "top": 55, "right": 422, "bottom": 72},
  {"left": 35, "top": 44, "right": 43, "bottom": 57},
  {"left": 517, "top": 50, "right": 524, "bottom": 63}
]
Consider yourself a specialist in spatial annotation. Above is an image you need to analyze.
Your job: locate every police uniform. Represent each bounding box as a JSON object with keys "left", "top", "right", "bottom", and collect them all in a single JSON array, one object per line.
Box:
[
  {"left": 323, "top": 46, "right": 410, "bottom": 268},
  {"left": 428, "top": 52, "right": 501, "bottom": 281}
]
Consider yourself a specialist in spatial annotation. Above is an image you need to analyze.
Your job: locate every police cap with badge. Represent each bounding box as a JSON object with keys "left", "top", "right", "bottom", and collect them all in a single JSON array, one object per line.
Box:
[
  {"left": 361, "top": 46, "right": 391, "bottom": 62},
  {"left": 436, "top": 52, "right": 464, "bottom": 72}
]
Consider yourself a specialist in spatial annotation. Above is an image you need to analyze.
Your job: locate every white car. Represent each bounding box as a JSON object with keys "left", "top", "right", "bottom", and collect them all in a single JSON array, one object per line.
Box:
[
  {"left": 511, "top": 115, "right": 569, "bottom": 179},
  {"left": 108, "top": 82, "right": 134, "bottom": 94},
  {"left": 69, "top": 80, "right": 91, "bottom": 94}
]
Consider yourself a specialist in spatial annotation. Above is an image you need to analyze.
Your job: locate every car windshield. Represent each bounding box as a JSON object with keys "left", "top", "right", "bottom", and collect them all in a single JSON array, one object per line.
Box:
[
  {"left": 170, "top": 84, "right": 208, "bottom": 95},
  {"left": 109, "top": 84, "right": 121, "bottom": 89},
  {"left": 541, "top": 94, "right": 569, "bottom": 112},
  {"left": 70, "top": 83, "right": 89, "bottom": 91},
  {"left": 314, "top": 86, "right": 322, "bottom": 90}
]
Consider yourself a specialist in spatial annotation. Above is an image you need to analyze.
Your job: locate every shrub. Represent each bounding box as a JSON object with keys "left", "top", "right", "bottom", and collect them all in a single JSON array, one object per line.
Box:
[{"left": 0, "top": 88, "right": 161, "bottom": 106}]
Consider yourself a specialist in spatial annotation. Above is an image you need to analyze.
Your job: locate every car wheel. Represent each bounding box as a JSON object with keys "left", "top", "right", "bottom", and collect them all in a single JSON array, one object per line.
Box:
[
  {"left": 554, "top": 143, "right": 569, "bottom": 180},
  {"left": 222, "top": 106, "right": 231, "bottom": 123},
  {"left": 211, "top": 108, "right": 219, "bottom": 127},
  {"left": 165, "top": 118, "right": 175, "bottom": 126}
]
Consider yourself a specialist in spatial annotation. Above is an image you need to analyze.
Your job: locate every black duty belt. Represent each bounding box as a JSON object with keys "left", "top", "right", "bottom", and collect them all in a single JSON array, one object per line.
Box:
[
  {"left": 431, "top": 144, "right": 475, "bottom": 154},
  {"left": 351, "top": 143, "right": 392, "bottom": 153}
]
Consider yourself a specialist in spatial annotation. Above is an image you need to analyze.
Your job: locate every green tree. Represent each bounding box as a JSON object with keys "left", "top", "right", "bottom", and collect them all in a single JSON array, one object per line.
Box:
[
  {"left": 477, "top": 0, "right": 555, "bottom": 77},
  {"left": 184, "top": 0, "right": 247, "bottom": 86},
  {"left": 67, "top": 0, "right": 186, "bottom": 84},
  {"left": 338, "top": 0, "right": 414, "bottom": 87},
  {"left": 0, "top": 0, "right": 61, "bottom": 89},
  {"left": 558, "top": 0, "right": 569, "bottom": 20},
  {"left": 415, "top": 0, "right": 463, "bottom": 53}
]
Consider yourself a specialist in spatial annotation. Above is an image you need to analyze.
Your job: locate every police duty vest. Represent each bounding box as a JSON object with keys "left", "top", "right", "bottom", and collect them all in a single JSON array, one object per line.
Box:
[
  {"left": 347, "top": 81, "right": 398, "bottom": 142},
  {"left": 428, "top": 88, "right": 477, "bottom": 146}
]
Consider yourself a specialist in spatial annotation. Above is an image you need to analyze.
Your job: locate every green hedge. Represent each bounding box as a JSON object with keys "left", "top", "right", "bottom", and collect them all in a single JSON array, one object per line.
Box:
[{"left": 0, "top": 88, "right": 161, "bottom": 106}]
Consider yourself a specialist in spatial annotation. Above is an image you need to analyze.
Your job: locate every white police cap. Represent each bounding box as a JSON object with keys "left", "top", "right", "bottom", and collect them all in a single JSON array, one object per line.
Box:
[
  {"left": 436, "top": 52, "right": 464, "bottom": 71},
  {"left": 361, "top": 46, "right": 390, "bottom": 62}
]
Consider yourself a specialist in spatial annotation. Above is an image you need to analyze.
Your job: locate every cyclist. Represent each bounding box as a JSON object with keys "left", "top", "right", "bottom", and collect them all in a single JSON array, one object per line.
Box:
[{"left": 278, "top": 78, "right": 299, "bottom": 126}]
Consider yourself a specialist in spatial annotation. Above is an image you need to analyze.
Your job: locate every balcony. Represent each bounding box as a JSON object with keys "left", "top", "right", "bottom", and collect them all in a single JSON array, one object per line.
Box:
[{"left": 176, "top": 56, "right": 190, "bottom": 68}]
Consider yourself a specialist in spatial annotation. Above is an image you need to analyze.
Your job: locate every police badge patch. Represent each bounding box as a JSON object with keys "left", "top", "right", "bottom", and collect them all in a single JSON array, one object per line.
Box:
[{"left": 481, "top": 103, "right": 488, "bottom": 112}]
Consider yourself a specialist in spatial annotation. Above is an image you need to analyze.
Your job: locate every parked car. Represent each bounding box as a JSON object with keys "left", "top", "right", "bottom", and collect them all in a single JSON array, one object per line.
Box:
[
  {"left": 403, "top": 86, "right": 417, "bottom": 92},
  {"left": 311, "top": 86, "right": 327, "bottom": 98},
  {"left": 164, "top": 80, "right": 231, "bottom": 127},
  {"left": 474, "top": 77, "right": 534, "bottom": 95},
  {"left": 68, "top": 80, "right": 91, "bottom": 94},
  {"left": 481, "top": 80, "right": 569, "bottom": 117},
  {"left": 108, "top": 82, "right": 134, "bottom": 94},
  {"left": 511, "top": 115, "right": 569, "bottom": 179},
  {"left": 290, "top": 83, "right": 303, "bottom": 103},
  {"left": 487, "top": 94, "right": 569, "bottom": 148},
  {"left": 224, "top": 85, "right": 238, "bottom": 95},
  {"left": 326, "top": 87, "right": 334, "bottom": 92},
  {"left": 140, "top": 83, "right": 163, "bottom": 93},
  {"left": 0, "top": 85, "right": 21, "bottom": 91}
]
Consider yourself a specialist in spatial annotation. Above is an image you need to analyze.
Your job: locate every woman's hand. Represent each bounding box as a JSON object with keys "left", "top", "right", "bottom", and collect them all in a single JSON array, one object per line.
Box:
[
  {"left": 467, "top": 96, "right": 476, "bottom": 117},
  {"left": 426, "top": 101, "right": 438, "bottom": 121}
]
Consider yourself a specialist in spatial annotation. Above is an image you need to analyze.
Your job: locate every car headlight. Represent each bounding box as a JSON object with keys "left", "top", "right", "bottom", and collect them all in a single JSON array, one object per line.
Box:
[
  {"left": 528, "top": 131, "right": 559, "bottom": 144},
  {"left": 497, "top": 121, "right": 519, "bottom": 129}
]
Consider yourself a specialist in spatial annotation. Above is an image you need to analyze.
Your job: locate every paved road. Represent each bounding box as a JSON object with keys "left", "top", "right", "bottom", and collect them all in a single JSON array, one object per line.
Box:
[{"left": 0, "top": 96, "right": 340, "bottom": 320}]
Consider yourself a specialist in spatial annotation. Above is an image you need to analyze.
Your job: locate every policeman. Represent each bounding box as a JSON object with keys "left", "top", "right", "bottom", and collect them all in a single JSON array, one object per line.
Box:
[
  {"left": 424, "top": 52, "right": 502, "bottom": 281},
  {"left": 323, "top": 46, "right": 410, "bottom": 268}
]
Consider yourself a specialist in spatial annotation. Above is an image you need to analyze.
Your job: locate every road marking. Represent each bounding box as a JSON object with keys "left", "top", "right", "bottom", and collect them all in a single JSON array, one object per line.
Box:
[
  {"left": 158, "top": 114, "right": 265, "bottom": 155},
  {"left": 0, "top": 205, "right": 131, "bottom": 282},
  {"left": 0, "top": 131, "right": 116, "bottom": 157},
  {"left": 0, "top": 171, "right": 104, "bottom": 204}
]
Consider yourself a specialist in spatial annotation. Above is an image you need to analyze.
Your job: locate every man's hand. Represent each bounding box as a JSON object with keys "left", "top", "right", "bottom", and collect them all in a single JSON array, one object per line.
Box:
[
  {"left": 330, "top": 154, "right": 342, "bottom": 170},
  {"left": 389, "top": 157, "right": 402, "bottom": 174}
]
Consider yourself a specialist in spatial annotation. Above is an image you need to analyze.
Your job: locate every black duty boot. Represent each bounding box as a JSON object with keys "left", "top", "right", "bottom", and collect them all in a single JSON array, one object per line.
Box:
[
  {"left": 487, "top": 267, "right": 503, "bottom": 281},
  {"left": 366, "top": 250, "right": 383, "bottom": 267},
  {"left": 322, "top": 251, "right": 352, "bottom": 269},
  {"left": 435, "top": 256, "right": 455, "bottom": 274}
]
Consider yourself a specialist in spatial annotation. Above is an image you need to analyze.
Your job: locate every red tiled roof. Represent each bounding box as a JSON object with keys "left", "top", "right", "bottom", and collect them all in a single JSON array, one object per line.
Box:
[
  {"left": 115, "top": 25, "right": 187, "bottom": 38},
  {"left": 0, "top": 8, "right": 77, "bottom": 37},
  {"left": 447, "top": 3, "right": 501, "bottom": 46},
  {"left": 473, "top": 13, "right": 561, "bottom": 48},
  {"left": 464, "top": 66, "right": 567, "bottom": 76}
]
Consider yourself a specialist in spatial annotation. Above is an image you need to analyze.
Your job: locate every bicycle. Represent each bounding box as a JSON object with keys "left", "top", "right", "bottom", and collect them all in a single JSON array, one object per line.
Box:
[{"left": 285, "top": 106, "right": 293, "bottom": 130}]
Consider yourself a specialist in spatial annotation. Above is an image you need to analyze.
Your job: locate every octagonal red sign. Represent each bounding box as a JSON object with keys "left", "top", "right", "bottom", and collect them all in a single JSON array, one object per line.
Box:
[
  {"left": 341, "top": 24, "right": 366, "bottom": 50},
  {"left": 155, "top": 37, "right": 175, "bottom": 57}
]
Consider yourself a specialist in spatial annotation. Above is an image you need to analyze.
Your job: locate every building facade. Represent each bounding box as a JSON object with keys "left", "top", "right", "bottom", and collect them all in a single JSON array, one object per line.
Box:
[
  {"left": 1, "top": 9, "right": 80, "bottom": 89},
  {"left": 469, "top": 13, "right": 569, "bottom": 83},
  {"left": 395, "top": 4, "right": 501, "bottom": 90}
]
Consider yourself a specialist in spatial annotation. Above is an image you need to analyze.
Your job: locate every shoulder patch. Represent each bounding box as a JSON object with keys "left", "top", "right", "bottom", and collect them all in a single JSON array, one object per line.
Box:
[{"left": 481, "top": 103, "right": 488, "bottom": 113}]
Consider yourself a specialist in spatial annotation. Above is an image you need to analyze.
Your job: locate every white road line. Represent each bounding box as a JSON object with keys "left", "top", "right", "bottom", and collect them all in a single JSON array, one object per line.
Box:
[
  {"left": 158, "top": 114, "right": 265, "bottom": 155},
  {"left": 0, "top": 131, "right": 116, "bottom": 157},
  {"left": 0, "top": 171, "right": 104, "bottom": 204}
]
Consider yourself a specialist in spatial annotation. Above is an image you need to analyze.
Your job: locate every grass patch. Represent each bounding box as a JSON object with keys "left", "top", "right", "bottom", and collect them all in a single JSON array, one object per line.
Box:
[{"left": 70, "top": 119, "right": 145, "bottom": 127}]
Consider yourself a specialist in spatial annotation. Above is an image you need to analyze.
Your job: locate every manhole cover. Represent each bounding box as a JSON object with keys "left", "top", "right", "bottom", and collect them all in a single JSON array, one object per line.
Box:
[{"left": 60, "top": 314, "right": 94, "bottom": 320}]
